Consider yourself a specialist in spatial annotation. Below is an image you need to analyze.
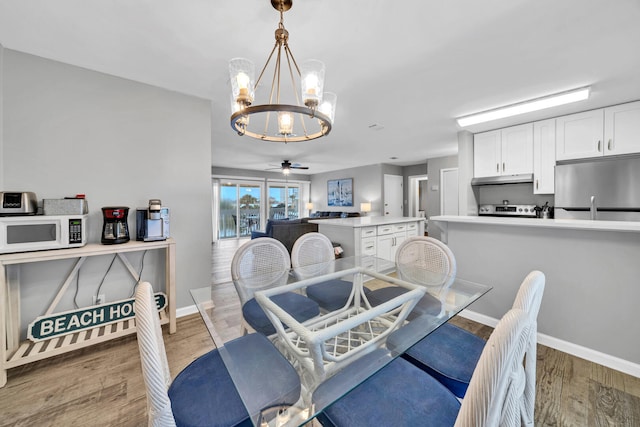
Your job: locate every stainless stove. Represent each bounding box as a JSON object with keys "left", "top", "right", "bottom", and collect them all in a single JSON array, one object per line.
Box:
[{"left": 478, "top": 204, "right": 537, "bottom": 217}]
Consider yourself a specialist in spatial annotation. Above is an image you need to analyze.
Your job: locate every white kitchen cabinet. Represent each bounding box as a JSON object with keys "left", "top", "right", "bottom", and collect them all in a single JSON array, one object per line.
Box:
[
  {"left": 533, "top": 119, "right": 556, "bottom": 194},
  {"left": 361, "top": 237, "right": 377, "bottom": 256},
  {"left": 376, "top": 231, "right": 407, "bottom": 262},
  {"left": 604, "top": 101, "right": 640, "bottom": 156},
  {"left": 556, "top": 102, "right": 640, "bottom": 161},
  {"left": 473, "top": 130, "right": 501, "bottom": 177},
  {"left": 310, "top": 218, "right": 423, "bottom": 260},
  {"left": 474, "top": 123, "right": 533, "bottom": 178},
  {"left": 406, "top": 221, "right": 419, "bottom": 237},
  {"left": 555, "top": 109, "right": 604, "bottom": 161},
  {"left": 376, "top": 223, "right": 409, "bottom": 261}
]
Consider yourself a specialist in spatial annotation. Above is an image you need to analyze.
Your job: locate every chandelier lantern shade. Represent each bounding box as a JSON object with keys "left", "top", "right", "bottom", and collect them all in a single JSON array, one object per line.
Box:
[
  {"left": 300, "top": 59, "right": 325, "bottom": 108},
  {"left": 319, "top": 92, "right": 337, "bottom": 124}
]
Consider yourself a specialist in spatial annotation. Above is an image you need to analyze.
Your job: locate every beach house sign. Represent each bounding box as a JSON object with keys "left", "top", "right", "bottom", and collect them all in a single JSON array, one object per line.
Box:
[{"left": 28, "top": 292, "right": 167, "bottom": 342}]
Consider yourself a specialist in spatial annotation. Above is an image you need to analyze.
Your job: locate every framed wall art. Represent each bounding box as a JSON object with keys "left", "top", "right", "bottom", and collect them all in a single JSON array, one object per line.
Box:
[{"left": 327, "top": 178, "right": 353, "bottom": 207}]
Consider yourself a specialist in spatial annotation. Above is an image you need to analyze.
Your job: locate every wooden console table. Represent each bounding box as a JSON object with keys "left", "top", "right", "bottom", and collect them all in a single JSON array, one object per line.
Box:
[{"left": 0, "top": 238, "right": 176, "bottom": 387}]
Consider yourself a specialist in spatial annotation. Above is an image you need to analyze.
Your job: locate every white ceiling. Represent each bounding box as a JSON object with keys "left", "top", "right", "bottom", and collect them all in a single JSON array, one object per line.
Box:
[{"left": 1, "top": 0, "right": 640, "bottom": 174}]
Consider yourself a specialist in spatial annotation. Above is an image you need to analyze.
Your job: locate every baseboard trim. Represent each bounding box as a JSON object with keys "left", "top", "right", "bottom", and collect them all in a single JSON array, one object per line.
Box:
[
  {"left": 177, "top": 304, "right": 199, "bottom": 318},
  {"left": 459, "top": 309, "right": 640, "bottom": 379}
]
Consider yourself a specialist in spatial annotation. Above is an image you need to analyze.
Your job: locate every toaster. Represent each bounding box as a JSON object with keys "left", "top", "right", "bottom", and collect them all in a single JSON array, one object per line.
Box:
[{"left": 0, "top": 192, "right": 38, "bottom": 216}]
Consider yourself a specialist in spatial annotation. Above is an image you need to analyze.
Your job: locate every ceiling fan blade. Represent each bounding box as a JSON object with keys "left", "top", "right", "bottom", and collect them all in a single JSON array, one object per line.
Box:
[{"left": 291, "top": 166, "right": 309, "bottom": 169}]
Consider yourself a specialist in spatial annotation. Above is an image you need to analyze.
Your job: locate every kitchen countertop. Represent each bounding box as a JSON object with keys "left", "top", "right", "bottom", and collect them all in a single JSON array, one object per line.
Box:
[
  {"left": 429, "top": 215, "right": 640, "bottom": 233},
  {"left": 308, "top": 216, "right": 423, "bottom": 228}
]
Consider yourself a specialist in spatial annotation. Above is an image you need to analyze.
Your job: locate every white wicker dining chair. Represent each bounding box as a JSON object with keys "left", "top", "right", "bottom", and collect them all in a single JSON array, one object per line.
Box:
[
  {"left": 313, "top": 308, "right": 532, "bottom": 427},
  {"left": 401, "top": 270, "right": 545, "bottom": 425},
  {"left": 291, "top": 232, "right": 371, "bottom": 311},
  {"left": 135, "top": 281, "right": 175, "bottom": 426},
  {"left": 231, "top": 237, "right": 319, "bottom": 335},
  {"left": 367, "top": 236, "right": 457, "bottom": 317},
  {"left": 135, "top": 281, "right": 301, "bottom": 427},
  {"left": 395, "top": 236, "right": 457, "bottom": 287},
  {"left": 512, "top": 271, "right": 546, "bottom": 426}
]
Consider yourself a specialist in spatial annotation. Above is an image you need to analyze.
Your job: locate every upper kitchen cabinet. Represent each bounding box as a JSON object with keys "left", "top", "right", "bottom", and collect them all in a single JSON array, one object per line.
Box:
[
  {"left": 556, "top": 109, "right": 604, "bottom": 161},
  {"left": 556, "top": 101, "right": 640, "bottom": 161},
  {"left": 533, "top": 119, "right": 556, "bottom": 194},
  {"left": 474, "top": 123, "right": 533, "bottom": 178},
  {"left": 473, "top": 130, "right": 501, "bottom": 177},
  {"left": 604, "top": 101, "right": 640, "bottom": 156}
]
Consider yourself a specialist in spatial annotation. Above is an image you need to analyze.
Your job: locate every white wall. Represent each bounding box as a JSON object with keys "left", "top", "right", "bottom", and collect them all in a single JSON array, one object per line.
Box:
[
  {"left": 425, "top": 155, "right": 458, "bottom": 219},
  {"left": 2, "top": 50, "right": 212, "bottom": 330}
]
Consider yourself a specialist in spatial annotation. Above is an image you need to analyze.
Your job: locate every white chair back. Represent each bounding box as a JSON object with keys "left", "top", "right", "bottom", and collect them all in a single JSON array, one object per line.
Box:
[
  {"left": 291, "top": 232, "right": 334, "bottom": 267},
  {"left": 395, "top": 236, "right": 457, "bottom": 288},
  {"left": 511, "top": 270, "right": 545, "bottom": 426},
  {"left": 135, "top": 281, "right": 176, "bottom": 427},
  {"left": 291, "top": 232, "right": 337, "bottom": 280},
  {"left": 230, "top": 237, "right": 291, "bottom": 304},
  {"left": 455, "top": 309, "right": 531, "bottom": 427}
]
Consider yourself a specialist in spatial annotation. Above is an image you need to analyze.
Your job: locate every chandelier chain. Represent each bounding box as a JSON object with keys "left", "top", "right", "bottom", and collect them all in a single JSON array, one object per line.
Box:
[{"left": 283, "top": 46, "right": 310, "bottom": 137}]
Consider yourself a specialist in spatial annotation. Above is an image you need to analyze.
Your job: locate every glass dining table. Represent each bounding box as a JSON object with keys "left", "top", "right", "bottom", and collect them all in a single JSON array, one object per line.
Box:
[{"left": 190, "top": 255, "right": 491, "bottom": 427}]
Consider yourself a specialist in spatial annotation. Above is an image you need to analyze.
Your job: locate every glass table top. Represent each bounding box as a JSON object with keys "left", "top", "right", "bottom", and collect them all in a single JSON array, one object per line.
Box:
[{"left": 191, "top": 255, "right": 491, "bottom": 426}]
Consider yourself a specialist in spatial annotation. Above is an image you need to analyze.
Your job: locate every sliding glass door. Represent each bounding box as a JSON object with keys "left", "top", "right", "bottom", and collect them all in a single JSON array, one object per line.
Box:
[
  {"left": 268, "top": 183, "right": 300, "bottom": 219},
  {"left": 218, "top": 181, "right": 262, "bottom": 239}
]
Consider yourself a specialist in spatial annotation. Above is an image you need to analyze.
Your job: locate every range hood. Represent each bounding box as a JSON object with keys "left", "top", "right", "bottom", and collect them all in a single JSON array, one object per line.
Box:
[{"left": 470, "top": 173, "right": 534, "bottom": 186}]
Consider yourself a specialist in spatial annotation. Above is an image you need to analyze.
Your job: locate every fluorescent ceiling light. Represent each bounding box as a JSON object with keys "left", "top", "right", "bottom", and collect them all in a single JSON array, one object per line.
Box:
[{"left": 456, "top": 87, "right": 591, "bottom": 127}]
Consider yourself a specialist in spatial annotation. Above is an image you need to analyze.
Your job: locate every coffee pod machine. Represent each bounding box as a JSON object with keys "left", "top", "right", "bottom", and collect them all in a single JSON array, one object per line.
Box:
[
  {"left": 136, "top": 199, "right": 170, "bottom": 241},
  {"left": 101, "top": 207, "right": 130, "bottom": 244}
]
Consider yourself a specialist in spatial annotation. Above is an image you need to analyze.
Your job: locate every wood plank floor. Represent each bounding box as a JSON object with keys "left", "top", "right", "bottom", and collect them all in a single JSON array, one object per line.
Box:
[{"left": 1, "top": 237, "right": 639, "bottom": 426}]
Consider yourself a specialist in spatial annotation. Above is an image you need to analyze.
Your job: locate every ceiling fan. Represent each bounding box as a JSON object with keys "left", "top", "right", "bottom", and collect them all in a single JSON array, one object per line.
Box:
[{"left": 267, "top": 160, "right": 309, "bottom": 175}]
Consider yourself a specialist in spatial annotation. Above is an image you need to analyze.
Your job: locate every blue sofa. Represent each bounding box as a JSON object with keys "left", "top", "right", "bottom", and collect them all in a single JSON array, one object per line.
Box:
[
  {"left": 310, "top": 211, "right": 360, "bottom": 219},
  {"left": 251, "top": 218, "right": 319, "bottom": 253}
]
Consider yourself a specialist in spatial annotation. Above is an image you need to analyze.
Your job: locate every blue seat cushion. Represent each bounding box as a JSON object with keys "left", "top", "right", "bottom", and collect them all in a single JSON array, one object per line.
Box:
[
  {"left": 250, "top": 230, "right": 269, "bottom": 239},
  {"left": 315, "top": 357, "right": 460, "bottom": 427},
  {"left": 367, "top": 286, "right": 408, "bottom": 306},
  {"left": 305, "top": 279, "right": 372, "bottom": 311},
  {"left": 242, "top": 292, "right": 320, "bottom": 336},
  {"left": 168, "top": 333, "right": 300, "bottom": 427},
  {"left": 403, "top": 322, "right": 486, "bottom": 398},
  {"left": 368, "top": 287, "right": 442, "bottom": 319}
]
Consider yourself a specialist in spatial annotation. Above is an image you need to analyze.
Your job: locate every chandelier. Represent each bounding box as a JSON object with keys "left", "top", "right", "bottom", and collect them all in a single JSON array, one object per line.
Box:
[{"left": 229, "top": 0, "right": 337, "bottom": 143}]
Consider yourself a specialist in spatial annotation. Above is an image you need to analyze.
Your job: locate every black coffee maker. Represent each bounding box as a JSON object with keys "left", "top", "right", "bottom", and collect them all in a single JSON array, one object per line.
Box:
[{"left": 101, "top": 207, "right": 130, "bottom": 244}]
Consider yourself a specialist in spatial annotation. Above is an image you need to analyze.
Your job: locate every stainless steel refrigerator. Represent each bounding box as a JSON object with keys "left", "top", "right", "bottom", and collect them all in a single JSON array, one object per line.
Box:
[{"left": 555, "top": 154, "right": 640, "bottom": 221}]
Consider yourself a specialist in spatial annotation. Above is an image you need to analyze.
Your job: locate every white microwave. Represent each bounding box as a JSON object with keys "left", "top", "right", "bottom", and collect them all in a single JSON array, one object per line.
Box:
[{"left": 0, "top": 214, "right": 88, "bottom": 254}]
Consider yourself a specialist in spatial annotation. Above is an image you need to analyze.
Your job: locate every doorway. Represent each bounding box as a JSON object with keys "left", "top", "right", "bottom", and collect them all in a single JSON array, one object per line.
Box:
[
  {"left": 408, "top": 174, "right": 428, "bottom": 218},
  {"left": 440, "top": 168, "right": 459, "bottom": 215},
  {"left": 383, "top": 174, "right": 403, "bottom": 217},
  {"left": 215, "top": 179, "right": 263, "bottom": 240},
  {"left": 267, "top": 182, "right": 301, "bottom": 219}
]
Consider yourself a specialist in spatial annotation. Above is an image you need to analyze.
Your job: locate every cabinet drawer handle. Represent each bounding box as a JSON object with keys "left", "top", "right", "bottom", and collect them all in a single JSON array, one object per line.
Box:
[
  {"left": 496, "top": 163, "right": 499, "bottom": 173},
  {"left": 597, "top": 140, "right": 602, "bottom": 152},
  {"left": 608, "top": 139, "right": 613, "bottom": 151},
  {"left": 502, "top": 162, "right": 506, "bottom": 172},
  {"left": 536, "top": 179, "right": 539, "bottom": 190}
]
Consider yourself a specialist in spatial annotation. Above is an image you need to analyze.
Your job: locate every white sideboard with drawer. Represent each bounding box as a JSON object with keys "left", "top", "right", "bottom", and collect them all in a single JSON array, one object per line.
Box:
[{"left": 309, "top": 217, "right": 423, "bottom": 261}]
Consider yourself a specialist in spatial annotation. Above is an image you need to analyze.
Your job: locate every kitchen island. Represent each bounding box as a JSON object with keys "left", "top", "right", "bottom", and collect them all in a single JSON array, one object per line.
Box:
[
  {"left": 430, "top": 215, "right": 640, "bottom": 377},
  {"left": 309, "top": 216, "right": 424, "bottom": 261}
]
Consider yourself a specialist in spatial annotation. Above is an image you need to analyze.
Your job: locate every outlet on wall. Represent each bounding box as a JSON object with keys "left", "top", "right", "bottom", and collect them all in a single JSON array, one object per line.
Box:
[{"left": 93, "top": 294, "right": 106, "bottom": 305}]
